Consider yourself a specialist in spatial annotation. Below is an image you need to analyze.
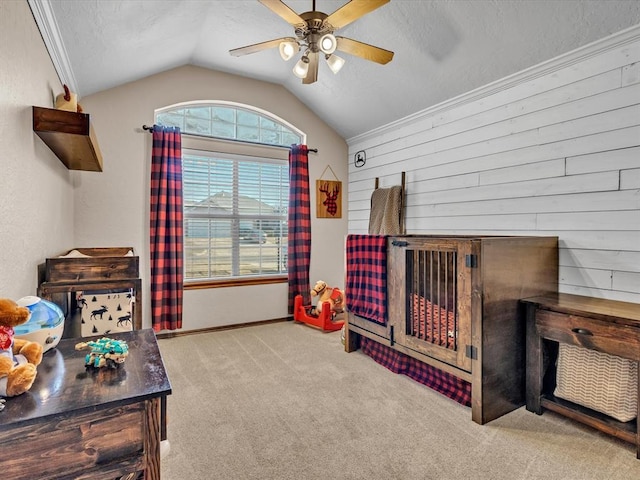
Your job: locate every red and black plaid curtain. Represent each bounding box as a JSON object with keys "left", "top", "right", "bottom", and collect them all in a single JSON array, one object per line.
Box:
[
  {"left": 150, "top": 125, "right": 184, "bottom": 331},
  {"left": 287, "top": 144, "right": 311, "bottom": 313}
]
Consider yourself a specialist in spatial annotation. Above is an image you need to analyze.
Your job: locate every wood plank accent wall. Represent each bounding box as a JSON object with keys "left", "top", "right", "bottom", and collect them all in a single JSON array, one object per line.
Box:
[{"left": 347, "top": 26, "right": 640, "bottom": 303}]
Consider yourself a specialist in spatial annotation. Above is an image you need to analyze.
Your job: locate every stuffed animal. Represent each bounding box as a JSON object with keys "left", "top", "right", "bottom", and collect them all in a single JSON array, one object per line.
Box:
[
  {"left": 310, "top": 280, "right": 344, "bottom": 315},
  {"left": 0, "top": 298, "right": 43, "bottom": 399}
]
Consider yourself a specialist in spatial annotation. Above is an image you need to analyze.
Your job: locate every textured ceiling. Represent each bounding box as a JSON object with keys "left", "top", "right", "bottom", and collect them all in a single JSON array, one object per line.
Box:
[{"left": 44, "top": 0, "right": 640, "bottom": 139}]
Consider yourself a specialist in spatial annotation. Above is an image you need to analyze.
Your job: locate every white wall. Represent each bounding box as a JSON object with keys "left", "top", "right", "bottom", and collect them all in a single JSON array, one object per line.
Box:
[
  {"left": 78, "top": 66, "right": 348, "bottom": 331},
  {"left": 348, "top": 26, "right": 640, "bottom": 304},
  {"left": 0, "top": 1, "right": 74, "bottom": 300}
]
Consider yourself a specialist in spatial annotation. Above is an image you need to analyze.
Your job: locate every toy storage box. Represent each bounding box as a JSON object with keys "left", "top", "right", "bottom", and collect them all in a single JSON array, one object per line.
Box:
[
  {"left": 43, "top": 247, "right": 138, "bottom": 283},
  {"left": 38, "top": 247, "right": 142, "bottom": 336}
]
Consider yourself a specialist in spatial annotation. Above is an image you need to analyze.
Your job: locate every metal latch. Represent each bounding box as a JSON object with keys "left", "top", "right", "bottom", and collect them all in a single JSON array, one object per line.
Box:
[
  {"left": 465, "top": 345, "right": 478, "bottom": 360},
  {"left": 465, "top": 254, "right": 477, "bottom": 268}
]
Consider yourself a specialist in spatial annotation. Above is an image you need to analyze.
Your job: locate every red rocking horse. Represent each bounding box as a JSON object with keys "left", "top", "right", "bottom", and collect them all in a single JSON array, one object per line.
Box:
[{"left": 293, "top": 281, "right": 345, "bottom": 332}]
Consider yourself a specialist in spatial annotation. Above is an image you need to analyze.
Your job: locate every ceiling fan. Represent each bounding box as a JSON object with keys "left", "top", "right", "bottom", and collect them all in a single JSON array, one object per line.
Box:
[{"left": 229, "top": 0, "right": 394, "bottom": 84}]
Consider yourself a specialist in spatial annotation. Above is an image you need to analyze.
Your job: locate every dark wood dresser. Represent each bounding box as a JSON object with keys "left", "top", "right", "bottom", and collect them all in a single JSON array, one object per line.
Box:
[
  {"left": 522, "top": 293, "right": 640, "bottom": 459},
  {"left": 0, "top": 329, "right": 171, "bottom": 479}
]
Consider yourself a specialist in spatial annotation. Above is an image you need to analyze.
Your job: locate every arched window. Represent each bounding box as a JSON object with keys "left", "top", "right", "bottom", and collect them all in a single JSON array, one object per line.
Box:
[
  {"left": 156, "top": 102, "right": 304, "bottom": 286},
  {"left": 156, "top": 102, "right": 302, "bottom": 147}
]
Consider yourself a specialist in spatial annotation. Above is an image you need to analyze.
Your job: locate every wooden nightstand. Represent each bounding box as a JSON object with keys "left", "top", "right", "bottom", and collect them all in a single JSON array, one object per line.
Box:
[{"left": 522, "top": 293, "right": 640, "bottom": 459}]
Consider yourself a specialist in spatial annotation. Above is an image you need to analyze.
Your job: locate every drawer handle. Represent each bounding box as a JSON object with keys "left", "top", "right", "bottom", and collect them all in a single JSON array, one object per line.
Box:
[{"left": 571, "top": 327, "right": 593, "bottom": 336}]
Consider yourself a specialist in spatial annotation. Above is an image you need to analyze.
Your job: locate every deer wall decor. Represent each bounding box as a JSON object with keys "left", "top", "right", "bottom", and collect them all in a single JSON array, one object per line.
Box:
[{"left": 318, "top": 181, "right": 340, "bottom": 217}]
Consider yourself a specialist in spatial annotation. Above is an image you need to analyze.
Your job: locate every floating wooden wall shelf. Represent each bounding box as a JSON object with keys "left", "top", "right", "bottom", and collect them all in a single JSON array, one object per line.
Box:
[{"left": 32, "top": 106, "right": 103, "bottom": 172}]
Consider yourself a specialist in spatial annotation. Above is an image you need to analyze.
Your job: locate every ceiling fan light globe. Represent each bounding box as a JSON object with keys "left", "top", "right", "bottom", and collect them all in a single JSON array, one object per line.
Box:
[
  {"left": 319, "top": 34, "right": 337, "bottom": 54},
  {"left": 293, "top": 57, "right": 310, "bottom": 78},
  {"left": 326, "top": 54, "right": 345, "bottom": 74},
  {"left": 279, "top": 41, "right": 299, "bottom": 61}
]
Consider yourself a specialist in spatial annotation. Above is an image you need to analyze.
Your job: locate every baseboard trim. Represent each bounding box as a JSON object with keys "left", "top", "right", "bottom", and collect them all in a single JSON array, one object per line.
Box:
[{"left": 156, "top": 317, "right": 292, "bottom": 339}]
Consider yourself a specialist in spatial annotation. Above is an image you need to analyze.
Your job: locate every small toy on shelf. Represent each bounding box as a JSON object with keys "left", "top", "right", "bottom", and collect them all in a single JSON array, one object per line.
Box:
[
  {"left": 55, "top": 84, "right": 83, "bottom": 112},
  {"left": 0, "top": 298, "right": 44, "bottom": 404},
  {"left": 75, "top": 337, "right": 129, "bottom": 369}
]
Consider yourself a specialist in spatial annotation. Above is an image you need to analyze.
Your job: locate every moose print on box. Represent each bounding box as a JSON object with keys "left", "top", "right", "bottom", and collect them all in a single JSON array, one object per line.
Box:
[{"left": 77, "top": 289, "right": 134, "bottom": 337}]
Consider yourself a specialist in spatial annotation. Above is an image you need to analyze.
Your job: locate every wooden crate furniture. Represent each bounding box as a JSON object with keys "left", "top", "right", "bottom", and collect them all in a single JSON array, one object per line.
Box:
[
  {"left": 38, "top": 247, "right": 142, "bottom": 335},
  {"left": 0, "top": 329, "right": 171, "bottom": 479},
  {"left": 43, "top": 247, "right": 138, "bottom": 283},
  {"left": 345, "top": 234, "right": 558, "bottom": 425},
  {"left": 523, "top": 293, "right": 640, "bottom": 459}
]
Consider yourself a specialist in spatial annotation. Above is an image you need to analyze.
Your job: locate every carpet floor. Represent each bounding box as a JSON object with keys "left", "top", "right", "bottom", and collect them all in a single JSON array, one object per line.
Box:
[{"left": 158, "top": 321, "right": 640, "bottom": 480}]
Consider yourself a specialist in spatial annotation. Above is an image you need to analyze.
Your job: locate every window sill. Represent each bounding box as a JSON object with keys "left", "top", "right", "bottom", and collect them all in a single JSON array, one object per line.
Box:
[{"left": 184, "top": 275, "right": 287, "bottom": 290}]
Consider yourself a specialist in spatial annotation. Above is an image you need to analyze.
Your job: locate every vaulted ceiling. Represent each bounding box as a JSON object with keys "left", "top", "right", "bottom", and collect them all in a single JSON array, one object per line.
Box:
[{"left": 34, "top": 0, "right": 640, "bottom": 139}]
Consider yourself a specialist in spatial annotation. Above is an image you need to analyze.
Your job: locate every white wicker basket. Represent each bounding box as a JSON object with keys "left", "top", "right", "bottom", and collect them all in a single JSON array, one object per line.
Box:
[{"left": 554, "top": 343, "right": 638, "bottom": 422}]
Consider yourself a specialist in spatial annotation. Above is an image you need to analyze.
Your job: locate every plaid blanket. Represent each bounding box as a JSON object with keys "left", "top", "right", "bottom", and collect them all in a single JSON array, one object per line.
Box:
[
  {"left": 345, "top": 234, "right": 388, "bottom": 325},
  {"left": 411, "top": 294, "right": 457, "bottom": 349},
  {"left": 360, "top": 337, "right": 472, "bottom": 407}
]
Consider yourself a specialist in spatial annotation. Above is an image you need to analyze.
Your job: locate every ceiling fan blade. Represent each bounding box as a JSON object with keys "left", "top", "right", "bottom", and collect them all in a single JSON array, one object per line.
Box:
[
  {"left": 230, "top": 37, "right": 296, "bottom": 56},
  {"left": 336, "top": 36, "right": 394, "bottom": 64},
  {"left": 325, "top": 0, "right": 389, "bottom": 30},
  {"left": 259, "top": 0, "right": 305, "bottom": 26},
  {"left": 303, "top": 51, "right": 319, "bottom": 84}
]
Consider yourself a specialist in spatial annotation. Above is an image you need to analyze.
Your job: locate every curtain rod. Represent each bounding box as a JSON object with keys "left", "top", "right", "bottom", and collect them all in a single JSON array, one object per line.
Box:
[{"left": 142, "top": 125, "right": 317, "bottom": 152}]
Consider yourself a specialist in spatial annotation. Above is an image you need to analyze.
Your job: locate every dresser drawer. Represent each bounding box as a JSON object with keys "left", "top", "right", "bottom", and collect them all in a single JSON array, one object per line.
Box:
[
  {"left": 0, "top": 403, "right": 145, "bottom": 479},
  {"left": 536, "top": 309, "right": 640, "bottom": 361}
]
